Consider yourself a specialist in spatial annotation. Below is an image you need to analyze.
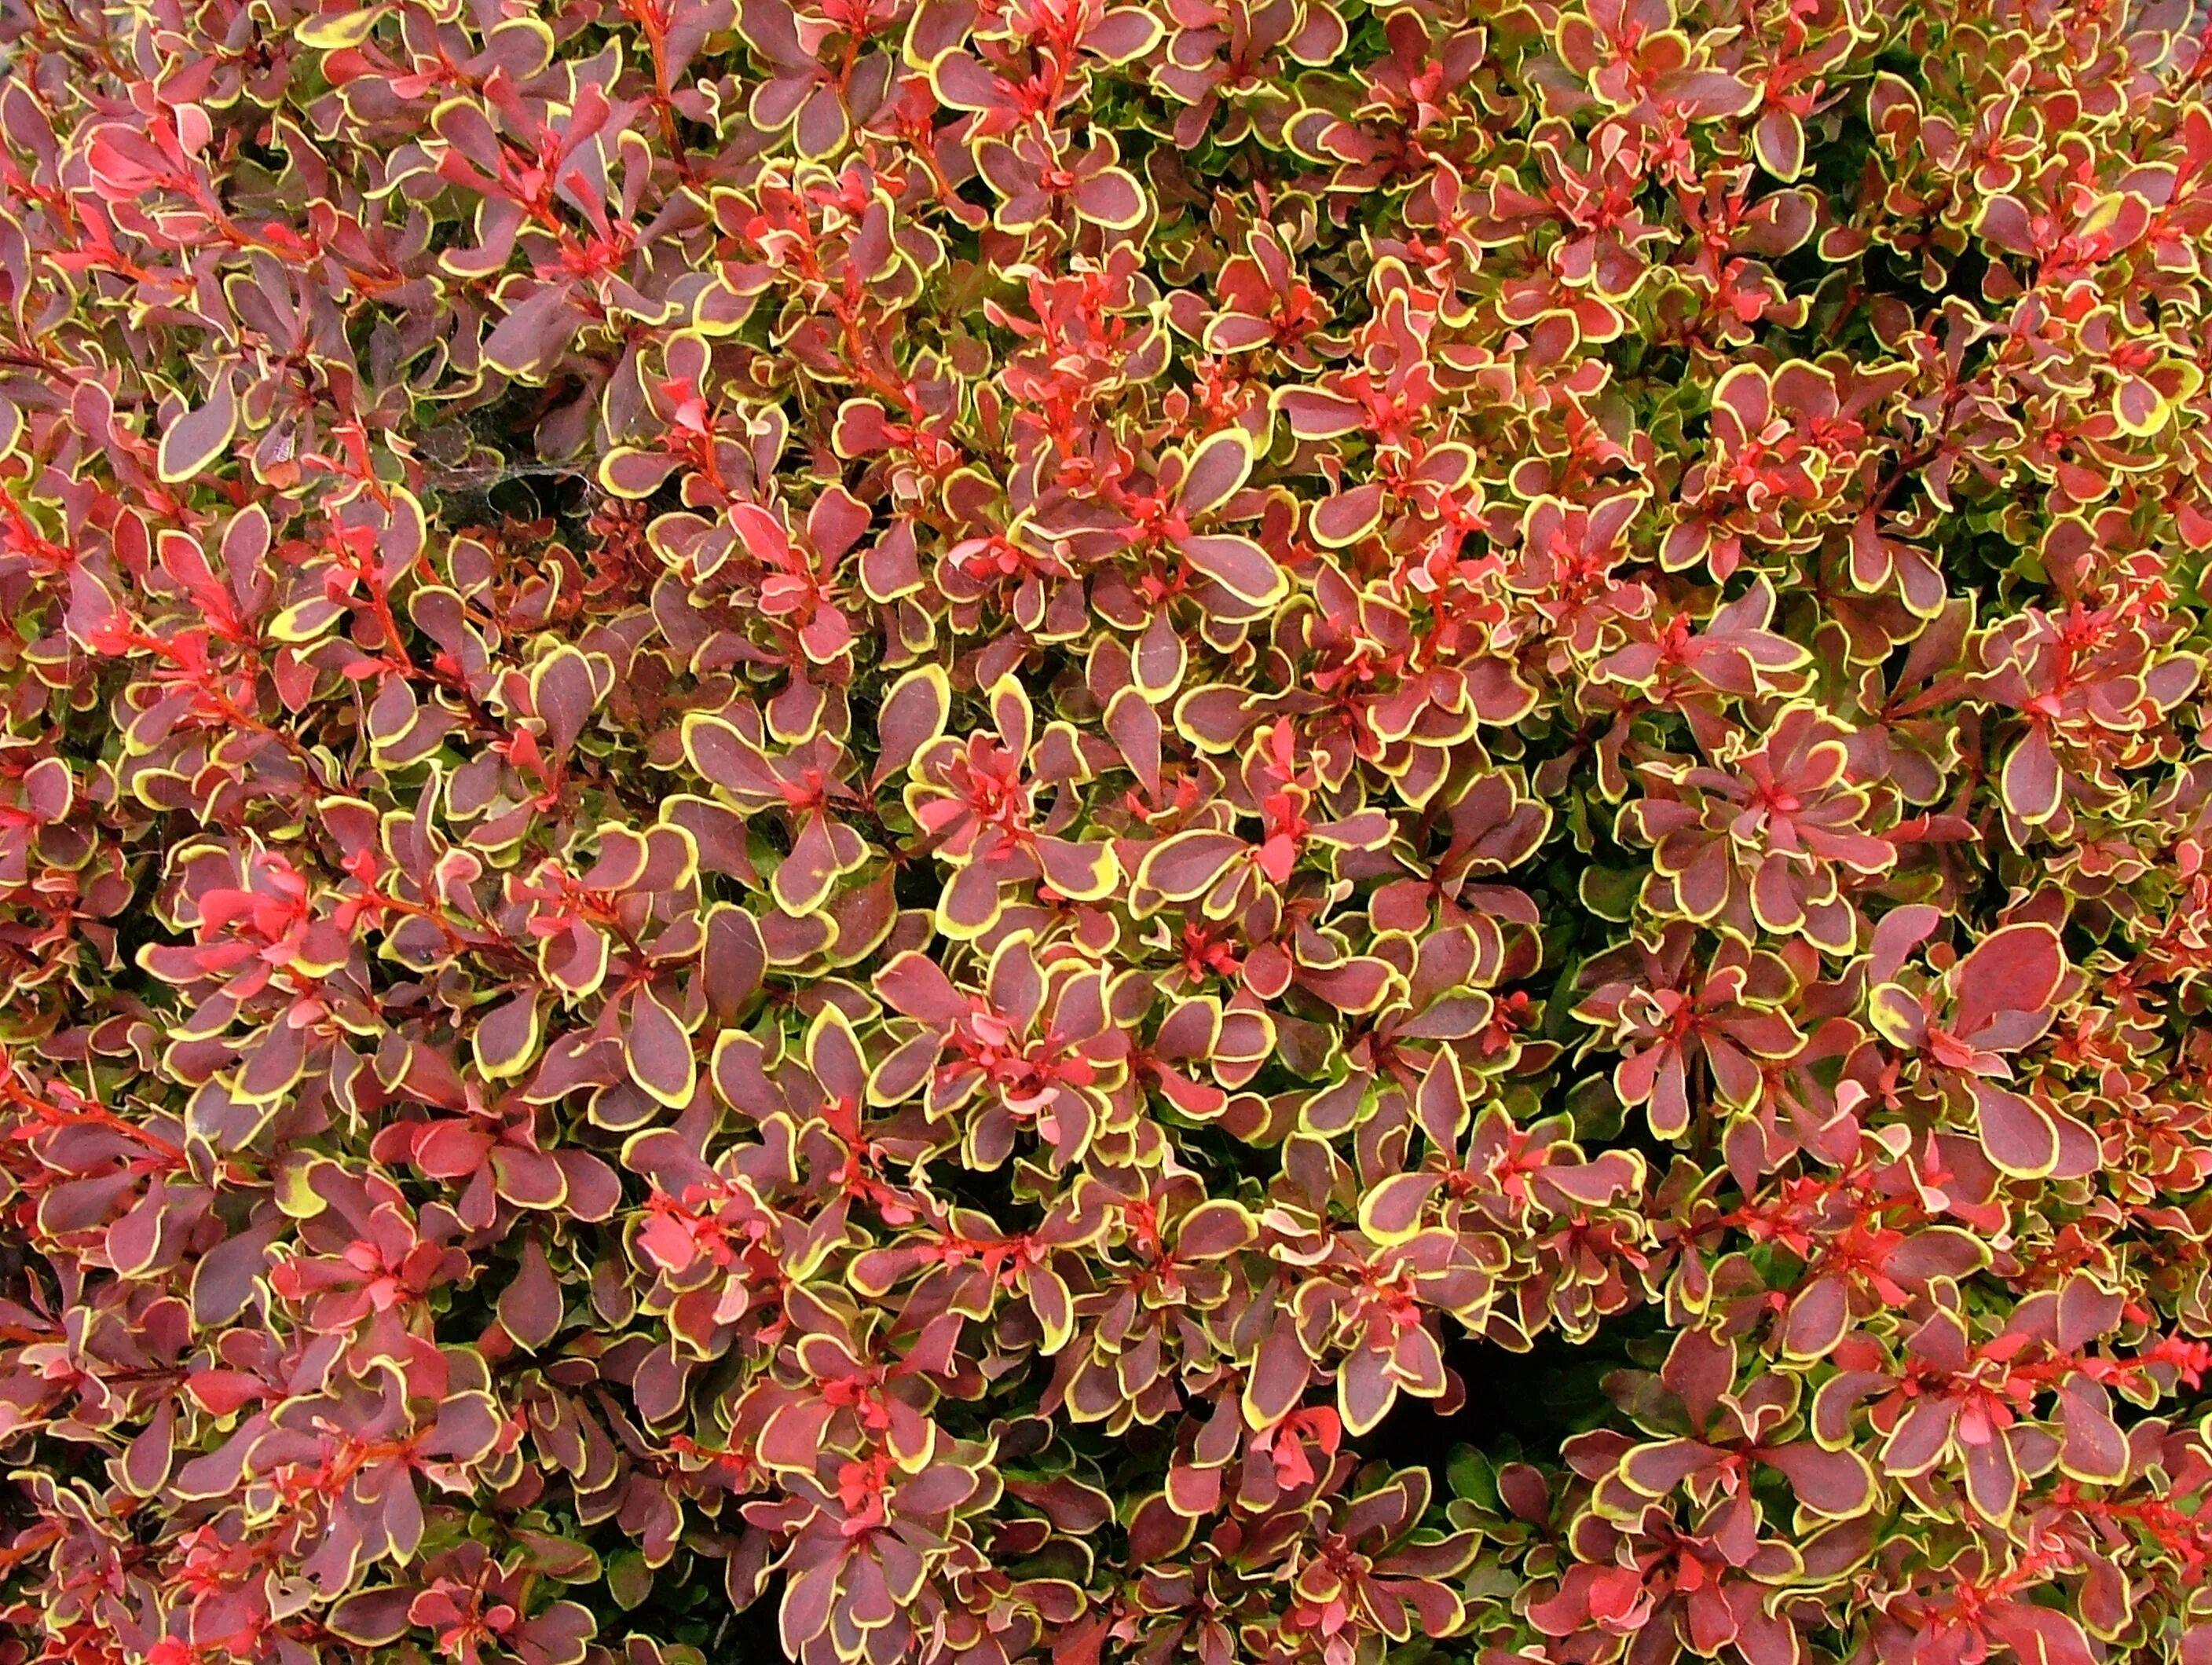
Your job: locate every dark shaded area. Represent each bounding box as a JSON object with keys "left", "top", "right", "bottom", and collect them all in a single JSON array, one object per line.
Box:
[
  {"left": 1360, "top": 1312, "right": 1660, "bottom": 1480},
  {"left": 712, "top": 1581, "right": 789, "bottom": 1662},
  {"left": 615, "top": 1556, "right": 789, "bottom": 1660}
]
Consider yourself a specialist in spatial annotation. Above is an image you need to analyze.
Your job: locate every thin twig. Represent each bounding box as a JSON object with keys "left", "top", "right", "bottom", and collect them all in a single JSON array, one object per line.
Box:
[{"left": 417, "top": 463, "right": 596, "bottom": 493}]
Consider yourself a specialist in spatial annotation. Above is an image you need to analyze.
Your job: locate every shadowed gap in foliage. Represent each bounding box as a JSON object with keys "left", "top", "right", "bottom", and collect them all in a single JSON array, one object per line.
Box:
[{"left": 1357, "top": 1312, "right": 1660, "bottom": 1481}]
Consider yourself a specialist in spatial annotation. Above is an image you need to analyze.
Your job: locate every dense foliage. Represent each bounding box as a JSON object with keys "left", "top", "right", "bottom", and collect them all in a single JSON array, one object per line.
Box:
[{"left": 3, "top": 0, "right": 2212, "bottom": 1663}]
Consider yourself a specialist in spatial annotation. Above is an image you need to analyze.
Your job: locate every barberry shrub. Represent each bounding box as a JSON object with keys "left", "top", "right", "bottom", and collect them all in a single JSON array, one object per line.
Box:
[{"left": 2, "top": 0, "right": 2212, "bottom": 1662}]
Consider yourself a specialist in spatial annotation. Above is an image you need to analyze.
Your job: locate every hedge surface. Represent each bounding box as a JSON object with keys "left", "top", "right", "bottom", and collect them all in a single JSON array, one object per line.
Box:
[{"left": 2, "top": 2, "right": 2212, "bottom": 1665}]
